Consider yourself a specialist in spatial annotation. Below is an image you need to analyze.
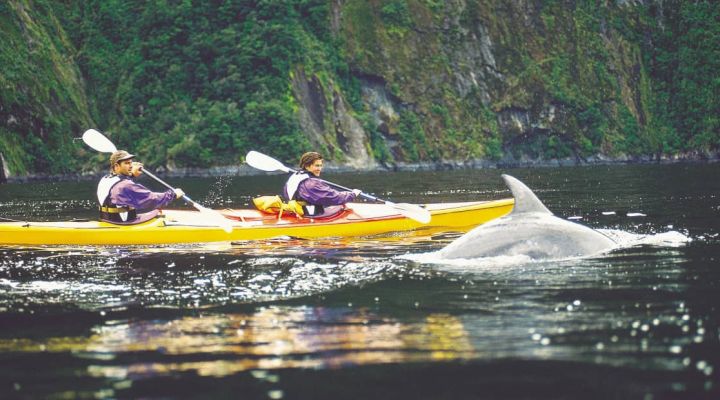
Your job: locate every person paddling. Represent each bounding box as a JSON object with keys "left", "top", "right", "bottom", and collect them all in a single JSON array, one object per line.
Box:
[
  {"left": 283, "top": 152, "right": 361, "bottom": 216},
  {"left": 97, "top": 150, "right": 185, "bottom": 224}
]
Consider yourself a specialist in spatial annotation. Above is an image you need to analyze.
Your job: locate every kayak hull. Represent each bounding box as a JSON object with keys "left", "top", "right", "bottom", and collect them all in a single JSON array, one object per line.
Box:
[{"left": 0, "top": 199, "right": 513, "bottom": 246}]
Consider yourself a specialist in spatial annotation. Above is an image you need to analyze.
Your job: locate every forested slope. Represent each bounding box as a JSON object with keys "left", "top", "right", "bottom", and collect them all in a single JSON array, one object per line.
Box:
[{"left": 1, "top": 0, "right": 718, "bottom": 177}]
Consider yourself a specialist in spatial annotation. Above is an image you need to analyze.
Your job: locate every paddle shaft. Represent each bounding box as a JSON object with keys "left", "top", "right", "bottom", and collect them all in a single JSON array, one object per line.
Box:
[
  {"left": 140, "top": 168, "right": 195, "bottom": 205},
  {"left": 311, "top": 175, "right": 381, "bottom": 203},
  {"left": 141, "top": 167, "right": 233, "bottom": 232}
]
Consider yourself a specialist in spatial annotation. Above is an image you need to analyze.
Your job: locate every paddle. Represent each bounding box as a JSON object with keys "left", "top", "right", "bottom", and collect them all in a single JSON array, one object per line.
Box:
[
  {"left": 82, "top": 129, "right": 233, "bottom": 233},
  {"left": 245, "top": 151, "right": 431, "bottom": 224}
]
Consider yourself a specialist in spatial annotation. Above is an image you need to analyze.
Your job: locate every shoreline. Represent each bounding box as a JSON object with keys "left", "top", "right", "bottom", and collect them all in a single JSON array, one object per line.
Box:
[{"left": 3, "top": 153, "right": 719, "bottom": 184}]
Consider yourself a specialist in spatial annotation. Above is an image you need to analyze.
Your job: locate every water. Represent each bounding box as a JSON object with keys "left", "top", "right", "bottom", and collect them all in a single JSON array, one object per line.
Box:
[{"left": 0, "top": 164, "right": 718, "bottom": 399}]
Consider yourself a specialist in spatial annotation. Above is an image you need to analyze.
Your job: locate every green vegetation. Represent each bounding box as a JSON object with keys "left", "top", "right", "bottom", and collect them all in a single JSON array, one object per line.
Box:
[
  {"left": 643, "top": 1, "right": 720, "bottom": 153},
  {"left": 0, "top": 0, "right": 92, "bottom": 174},
  {"left": 60, "top": 0, "right": 321, "bottom": 167},
  {"left": 0, "top": 0, "right": 718, "bottom": 176}
]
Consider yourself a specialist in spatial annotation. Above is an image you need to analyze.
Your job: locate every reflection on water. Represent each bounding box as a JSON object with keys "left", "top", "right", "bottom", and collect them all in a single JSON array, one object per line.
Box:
[{"left": 0, "top": 306, "right": 474, "bottom": 379}]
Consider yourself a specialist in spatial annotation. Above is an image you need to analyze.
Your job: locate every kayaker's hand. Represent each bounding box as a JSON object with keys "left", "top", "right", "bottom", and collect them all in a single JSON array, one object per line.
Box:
[
  {"left": 351, "top": 189, "right": 362, "bottom": 197},
  {"left": 130, "top": 162, "right": 144, "bottom": 177},
  {"left": 174, "top": 188, "right": 185, "bottom": 199}
]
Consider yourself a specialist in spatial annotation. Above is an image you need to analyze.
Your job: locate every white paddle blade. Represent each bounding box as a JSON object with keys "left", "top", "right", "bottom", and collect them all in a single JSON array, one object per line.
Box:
[
  {"left": 193, "top": 204, "right": 234, "bottom": 233},
  {"left": 82, "top": 129, "right": 117, "bottom": 153},
  {"left": 394, "top": 203, "right": 431, "bottom": 224},
  {"left": 246, "top": 151, "right": 292, "bottom": 173}
]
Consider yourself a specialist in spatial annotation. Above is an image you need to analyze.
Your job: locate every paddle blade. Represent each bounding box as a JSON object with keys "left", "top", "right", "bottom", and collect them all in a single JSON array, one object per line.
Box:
[
  {"left": 389, "top": 202, "right": 432, "bottom": 224},
  {"left": 82, "top": 129, "right": 117, "bottom": 153},
  {"left": 191, "top": 203, "right": 234, "bottom": 233},
  {"left": 246, "top": 151, "right": 293, "bottom": 173}
]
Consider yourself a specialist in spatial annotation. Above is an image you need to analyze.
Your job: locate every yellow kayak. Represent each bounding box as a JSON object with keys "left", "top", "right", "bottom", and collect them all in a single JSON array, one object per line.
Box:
[{"left": 0, "top": 199, "right": 513, "bottom": 246}]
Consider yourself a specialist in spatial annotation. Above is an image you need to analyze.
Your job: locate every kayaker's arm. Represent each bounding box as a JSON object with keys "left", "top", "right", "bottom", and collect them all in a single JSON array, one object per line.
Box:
[
  {"left": 111, "top": 180, "right": 177, "bottom": 211},
  {"left": 297, "top": 179, "right": 358, "bottom": 206}
]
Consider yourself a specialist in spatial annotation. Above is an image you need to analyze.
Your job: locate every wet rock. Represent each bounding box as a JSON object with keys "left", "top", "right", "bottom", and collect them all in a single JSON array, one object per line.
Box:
[{"left": 0, "top": 153, "right": 8, "bottom": 183}]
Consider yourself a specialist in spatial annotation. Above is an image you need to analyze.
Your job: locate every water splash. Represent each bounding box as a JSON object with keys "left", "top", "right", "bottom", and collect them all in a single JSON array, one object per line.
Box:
[
  {"left": 202, "top": 176, "right": 234, "bottom": 208},
  {"left": 598, "top": 229, "right": 691, "bottom": 248},
  {"left": 0, "top": 244, "right": 415, "bottom": 310}
]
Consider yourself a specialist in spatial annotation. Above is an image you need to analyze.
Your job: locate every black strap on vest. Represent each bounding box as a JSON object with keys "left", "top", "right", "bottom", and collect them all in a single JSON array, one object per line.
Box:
[
  {"left": 99, "top": 205, "right": 137, "bottom": 223},
  {"left": 300, "top": 203, "right": 324, "bottom": 216}
]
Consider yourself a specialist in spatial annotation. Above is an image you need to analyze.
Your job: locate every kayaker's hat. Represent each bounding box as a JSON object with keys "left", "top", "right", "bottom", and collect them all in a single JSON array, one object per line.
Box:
[{"left": 110, "top": 150, "right": 135, "bottom": 168}]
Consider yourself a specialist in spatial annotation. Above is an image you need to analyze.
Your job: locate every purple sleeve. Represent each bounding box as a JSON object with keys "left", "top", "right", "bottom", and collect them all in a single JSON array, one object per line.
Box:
[
  {"left": 111, "top": 180, "right": 176, "bottom": 210},
  {"left": 297, "top": 178, "right": 356, "bottom": 206}
]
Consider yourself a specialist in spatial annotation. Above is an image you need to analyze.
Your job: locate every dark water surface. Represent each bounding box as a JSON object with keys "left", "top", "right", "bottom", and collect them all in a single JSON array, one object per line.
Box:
[{"left": 0, "top": 164, "right": 718, "bottom": 399}]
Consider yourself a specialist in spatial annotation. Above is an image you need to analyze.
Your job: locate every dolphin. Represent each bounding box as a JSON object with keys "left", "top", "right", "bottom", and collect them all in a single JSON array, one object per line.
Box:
[{"left": 438, "top": 174, "right": 617, "bottom": 260}]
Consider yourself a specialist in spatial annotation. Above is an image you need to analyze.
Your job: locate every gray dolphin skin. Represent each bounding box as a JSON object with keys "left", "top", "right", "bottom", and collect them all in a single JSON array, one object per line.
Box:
[{"left": 438, "top": 174, "right": 617, "bottom": 260}]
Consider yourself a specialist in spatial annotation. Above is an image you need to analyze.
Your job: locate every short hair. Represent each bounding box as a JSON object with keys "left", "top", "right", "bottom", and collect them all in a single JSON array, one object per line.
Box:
[{"left": 299, "top": 152, "right": 323, "bottom": 169}]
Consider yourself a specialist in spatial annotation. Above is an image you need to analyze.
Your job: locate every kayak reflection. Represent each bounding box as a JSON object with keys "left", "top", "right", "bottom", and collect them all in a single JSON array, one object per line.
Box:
[{"left": 0, "top": 306, "right": 476, "bottom": 379}]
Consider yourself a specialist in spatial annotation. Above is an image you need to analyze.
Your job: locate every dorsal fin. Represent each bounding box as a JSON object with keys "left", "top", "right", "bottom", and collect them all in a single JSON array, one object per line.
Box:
[{"left": 502, "top": 174, "right": 552, "bottom": 215}]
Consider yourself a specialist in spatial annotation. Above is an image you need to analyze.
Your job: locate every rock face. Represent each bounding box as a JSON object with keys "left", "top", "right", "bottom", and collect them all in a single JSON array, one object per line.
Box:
[
  {"left": 291, "top": 68, "right": 376, "bottom": 169},
  {"left": 361, "top": 76, "right": 401, "bottom": 160},
  {"left": 331, "top": 88, "right": 375, "bottom": 169},
  {"left": 0, "top": 153, "right": 8, "bottom": 183},
  {"left": 292, "top": 69, "right": 329, "bottom": 152},
  {"left": 304, "top": 0, "right": 666, "bottom": 166}
]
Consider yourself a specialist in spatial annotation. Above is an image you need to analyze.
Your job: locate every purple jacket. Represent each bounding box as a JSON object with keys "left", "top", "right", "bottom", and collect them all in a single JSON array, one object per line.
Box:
[
  {"left": 292, "top": 176, "right": 356, "bottom": 206},
  {"left": 110, "top": 178, "right": 176, "bottom": 211}
]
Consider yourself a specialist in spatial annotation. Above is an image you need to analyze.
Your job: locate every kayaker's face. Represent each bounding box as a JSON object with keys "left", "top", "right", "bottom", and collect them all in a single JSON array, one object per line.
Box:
[
  {"left": 305, "top": 159, "right": 323, "bottom": 177},
  {"left": 114, "top": 160, "right": 134, "bottom": 176}
]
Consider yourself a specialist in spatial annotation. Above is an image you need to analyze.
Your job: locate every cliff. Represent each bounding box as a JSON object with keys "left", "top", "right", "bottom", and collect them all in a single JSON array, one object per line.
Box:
[
  {"left": 0, "top": 0, "right": 92, "bottom": 176},
  {"left": 0, "top": 0, "right": 718, "bottom": 177}
]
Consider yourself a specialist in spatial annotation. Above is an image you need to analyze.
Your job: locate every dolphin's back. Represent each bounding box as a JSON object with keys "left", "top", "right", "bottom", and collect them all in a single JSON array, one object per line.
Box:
[
  {"left": 439, "top": 213, "right": 615, "bottom": 259},
  {"left": 438, "top": 175, "right": 617, "bottom": 260}
]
